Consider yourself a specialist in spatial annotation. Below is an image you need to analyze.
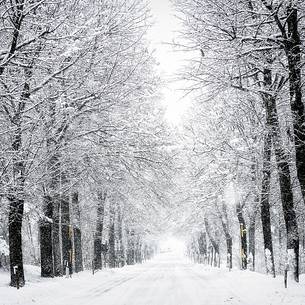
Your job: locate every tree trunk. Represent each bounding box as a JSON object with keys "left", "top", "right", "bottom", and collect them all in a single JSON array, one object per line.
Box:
[
  {"left": 127, "top": 229, "right": 135, "bottom": 265},
  {"left": 218, "top": 201, "right": 232, "bottom": 270},
  {"left": 108, "top": 202, "right": 116, "bottom": 268},
  {"left": 264, "top": 67, "right": 299, "bottom": 282},
  {"left": 8, "top": 197, "right": 25, "bottom": 287},
  {"left": 260, "top": 128, "right": 276, "bottom": 276},
  {"left": 135, "top": 237, "right": 142, "bottom": 264},
  {"left": 210, "top": 246, "right": 213, "bottom": 266},
  {"left": 72, "top": 192, "right": 83, "bottom": 273},
  {"left": 117, "top": 206, "right": 125, "bottom": 267},
  {"left": 40, "top": 196, "right": 54, "bottom": 277},
  {"left": 198, "top": 232, "right": 207, "bottom": 264},
  {"left": 40, "top": 146, "right": 63, "bottom": 277},
  {"left": 248, "top": 155, "right": 259, "bottom": 272},
  {"left": 73, "top": 228, "right": 82, "bottom": 272},
  {"left": 236, "top": 203, "right": 247, "bottom": 270},
  {"left": 213, "top": 247, "right": 218, "bottom": 267},
  {"left": 8, "top": 154, "right": 25, "bottom": 287},
  {"left": 207, "top": 246, "right": 211, "bottom": 265},
  {"left": 8, "top": 67, "right": 30, "bottom": 287},
  {"left": 284, "top": 4, "right": 305, "bottom": 202},
  {"left": 273, "top": 141, "right": 299, "bottom": 282},
  {"left": 204, "top": 218, "right": 220, "bottom": 267},
  {"left": 61, "top": 196, "right": 72, "bottom": 276},
  {"left": 52, "top": 196, "right": 62, "bottom": 276},
  {"left": 248, "top": 208, "right": 257, "bottom": 272},
  {"left": 274, "top": 146, "right": 299, "bottom": 282},
  {"left": 225, "top": 233, "right": 232, "bottom": 270},
  {"left": 40, "top": 195, "right": 63, "bottom": 277},
  {"left": 93, "top": 191, "right": 106, "bottom": 270}
]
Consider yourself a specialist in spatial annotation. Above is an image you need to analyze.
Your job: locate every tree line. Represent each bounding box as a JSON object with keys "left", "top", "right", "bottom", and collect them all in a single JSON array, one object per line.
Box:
[
  {"left": 173, "top": 0, "right": 305, "bottom": 286},
  {"left": 0, "top": 0, "right": 170, "bottom": 288}
]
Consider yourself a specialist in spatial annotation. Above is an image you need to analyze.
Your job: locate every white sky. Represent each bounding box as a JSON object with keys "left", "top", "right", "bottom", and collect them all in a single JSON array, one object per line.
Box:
[
  {"left": 148, "top": 0, "right": 190, "bottom": 125},
  {"left": 159, "top": 235, "right": 186, "bottom": 256}
]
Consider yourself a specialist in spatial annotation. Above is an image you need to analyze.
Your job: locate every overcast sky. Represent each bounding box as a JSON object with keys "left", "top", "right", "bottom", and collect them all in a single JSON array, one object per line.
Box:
[{"left": 148, "top": 0, "right": 189, "bottom": 125}]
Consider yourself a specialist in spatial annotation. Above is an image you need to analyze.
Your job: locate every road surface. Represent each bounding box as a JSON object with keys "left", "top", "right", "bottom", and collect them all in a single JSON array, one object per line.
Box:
[
  {"left": 1, "top": 253, "right": 304, "bottom": 305},
  {"left": 83, "top": 253, "right": 242, "bottom": 305}
]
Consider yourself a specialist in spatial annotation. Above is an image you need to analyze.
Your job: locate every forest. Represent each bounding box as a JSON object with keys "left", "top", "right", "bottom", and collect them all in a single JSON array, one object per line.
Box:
[{"left": 0, "top": 0, "right": 305, "bottom": 303}]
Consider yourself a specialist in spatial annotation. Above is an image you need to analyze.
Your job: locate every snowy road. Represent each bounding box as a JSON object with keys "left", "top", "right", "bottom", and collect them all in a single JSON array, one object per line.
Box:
[{"left": 1, "top": 253, "right": 305, "bottom": 305}]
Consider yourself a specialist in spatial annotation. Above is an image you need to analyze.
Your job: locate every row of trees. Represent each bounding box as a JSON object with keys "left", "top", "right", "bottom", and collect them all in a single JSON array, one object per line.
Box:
[
  {"left": 173, "top": 0, "right": 305, "bottom": 285},
  {"left": 0, "top": 0, "right": 170, "bottom": 287}
]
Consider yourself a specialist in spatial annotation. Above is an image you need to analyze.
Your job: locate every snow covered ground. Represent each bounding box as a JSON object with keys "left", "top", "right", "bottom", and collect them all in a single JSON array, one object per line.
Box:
[{"left": 1, "top": 253, "right": 305, "bottom": 305}]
